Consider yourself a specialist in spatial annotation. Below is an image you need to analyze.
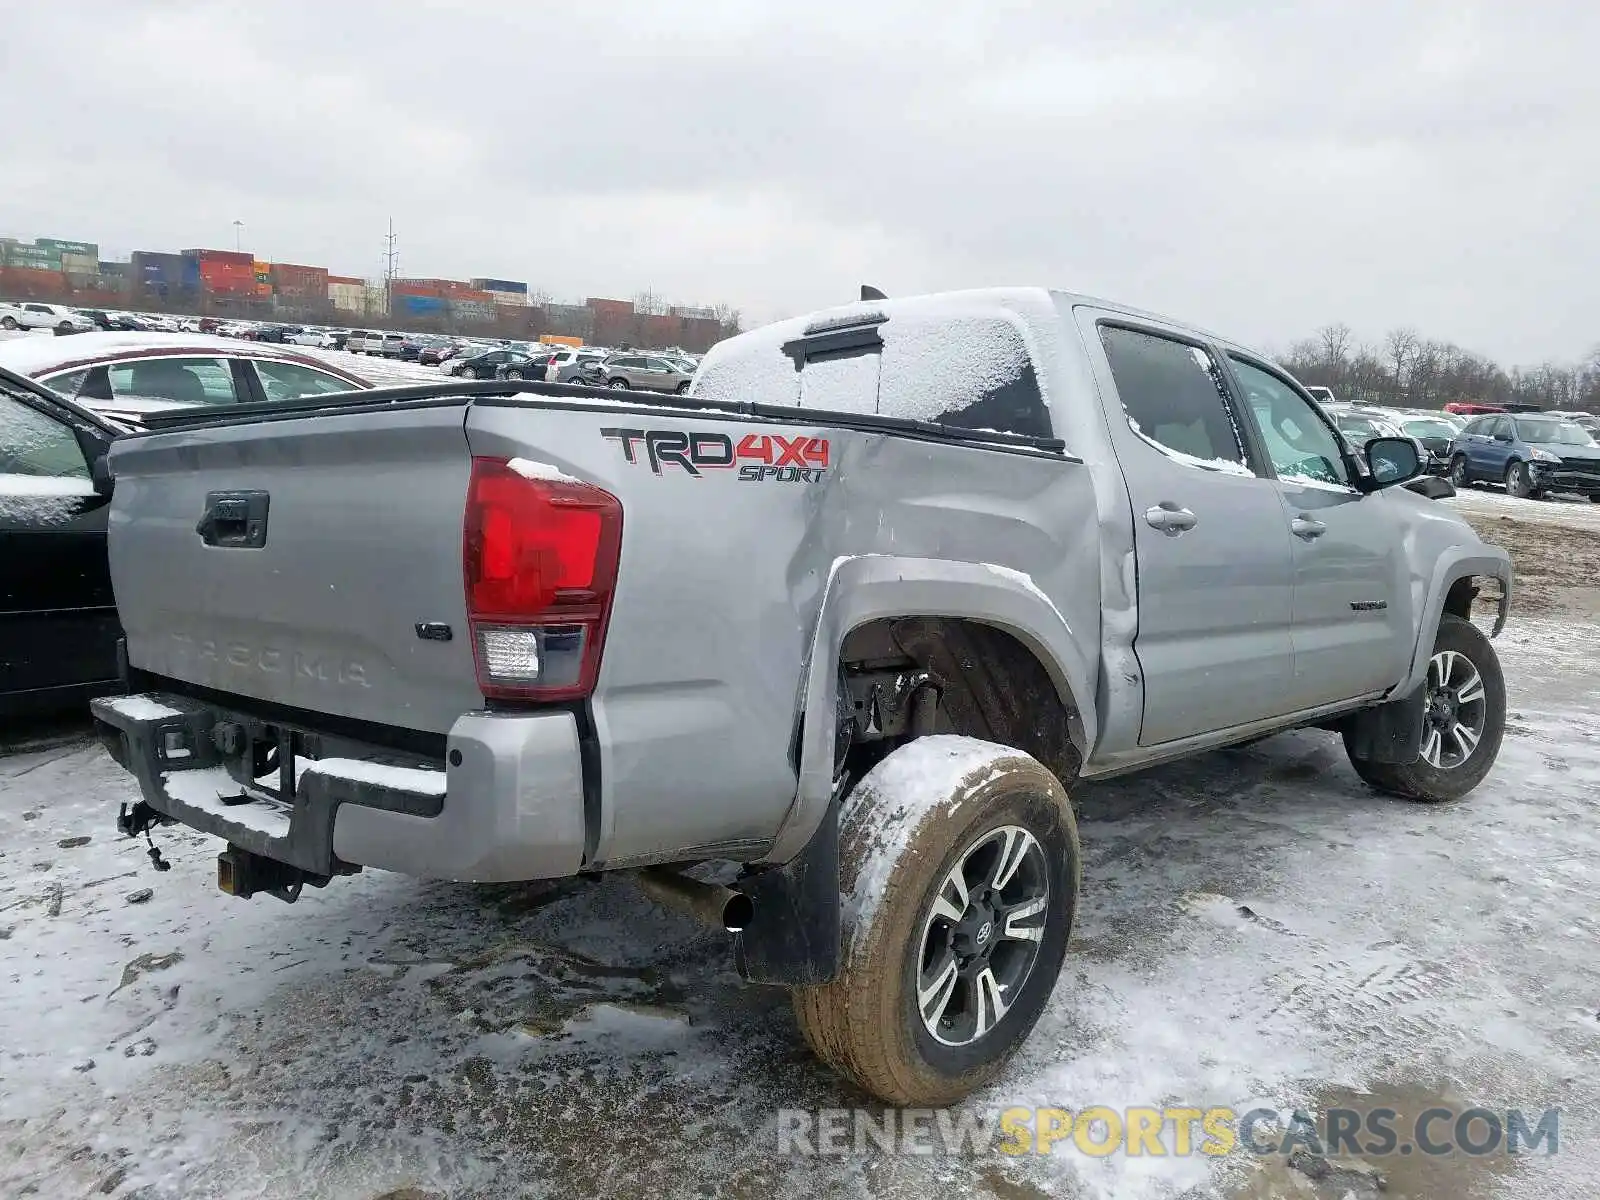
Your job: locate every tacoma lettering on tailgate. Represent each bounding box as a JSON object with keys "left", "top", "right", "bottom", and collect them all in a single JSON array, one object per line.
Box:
[{"left": 600, "top": 428, "right": 829, "bottom": 482}]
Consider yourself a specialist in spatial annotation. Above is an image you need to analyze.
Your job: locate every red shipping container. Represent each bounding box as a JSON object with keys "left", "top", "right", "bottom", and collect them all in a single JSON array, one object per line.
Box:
[
  {"left": 328, "top": 274, "right": 364, "bottom": 285},
  {"left": 0, "top": 266, "right": 68, "bottom": 297},
  {"left": 587, "top": 297, "right": 634, "bottom": 317}
]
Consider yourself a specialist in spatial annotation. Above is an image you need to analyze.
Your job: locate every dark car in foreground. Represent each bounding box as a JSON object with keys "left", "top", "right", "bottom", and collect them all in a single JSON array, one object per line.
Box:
[
  {"left": 1449, "top": 412, "right": 1600, "bottom": 500},
  {"left": 444, "top": 348, "right": 541, "bottom": 379},
  {"left": 0, "top": 366, "right": 121, "bottom": 714}
]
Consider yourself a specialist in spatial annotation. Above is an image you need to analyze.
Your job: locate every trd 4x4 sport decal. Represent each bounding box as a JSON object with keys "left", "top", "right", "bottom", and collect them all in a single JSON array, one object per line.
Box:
[{"left": 600, "top": 428, "right": 830, "bottom": 482}]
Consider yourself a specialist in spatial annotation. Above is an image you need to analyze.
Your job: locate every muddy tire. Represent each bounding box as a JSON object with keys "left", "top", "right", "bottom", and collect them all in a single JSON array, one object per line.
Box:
[
  {"left": 792, "top": 735, "right": 1079, "bottom": 1107},
  {"left": 1449, "top": 454, "right": 1470, "bottom": 488},
  {"left": 1343, "top": 615, "right": 1505, "bottom": 802},
  {"left": 0, "top": 316, "right": 17, "bottom": 330}
]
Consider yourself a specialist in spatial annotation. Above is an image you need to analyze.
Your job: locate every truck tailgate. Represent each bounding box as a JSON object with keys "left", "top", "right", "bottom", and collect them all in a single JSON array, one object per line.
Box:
[{"left": 106, "top": 403, "right": 480, "bottom": 734}]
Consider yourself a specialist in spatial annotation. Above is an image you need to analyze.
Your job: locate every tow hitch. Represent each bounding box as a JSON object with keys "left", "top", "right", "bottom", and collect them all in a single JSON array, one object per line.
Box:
[{"left": 217, "top": 845, "right": 332, "bottom": 904}]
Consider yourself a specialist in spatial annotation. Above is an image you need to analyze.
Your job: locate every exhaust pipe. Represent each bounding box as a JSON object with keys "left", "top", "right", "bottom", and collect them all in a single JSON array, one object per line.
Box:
[{"left": 636, "top": 868, "right": 754, "bottom": 932}]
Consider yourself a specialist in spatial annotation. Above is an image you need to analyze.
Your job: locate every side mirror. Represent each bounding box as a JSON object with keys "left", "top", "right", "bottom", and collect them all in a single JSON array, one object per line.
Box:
[
  {"left": 91, "top": 453, "right": 114, "bottom": 498},
  {"left": 1363, "top": 437, "right": 1423, "bottom": 488},
  {"left": 1494, "top": 431, "right": 1513, "bottom": 442}
]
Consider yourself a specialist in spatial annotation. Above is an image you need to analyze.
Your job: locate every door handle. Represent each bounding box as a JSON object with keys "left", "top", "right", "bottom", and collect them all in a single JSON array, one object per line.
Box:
[
  {"left": 1290, "top": 516, "right": 1327, "bottom": 541},
  {"left": 1144, "top": 505, "right": 1197, "bottom": 535},
  {"left": 197, "top": 490, "right": 270, "bottom": 548}
]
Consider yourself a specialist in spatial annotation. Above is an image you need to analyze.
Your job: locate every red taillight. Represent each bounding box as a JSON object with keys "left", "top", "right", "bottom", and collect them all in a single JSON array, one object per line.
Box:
[{"left": 463, "top": 457, "right": 622, "bottom": 701}]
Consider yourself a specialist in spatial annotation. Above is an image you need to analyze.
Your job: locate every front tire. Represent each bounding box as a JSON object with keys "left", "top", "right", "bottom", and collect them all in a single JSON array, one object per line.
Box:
[
  {"left": 0, "top": 316, "right": 17, "bottom": 330},
  {"left": 608, "top": 378, "right": 630, "bottom": 389},
  {"left": 793, "top": 736, "right": 1079, "bottom": 1107},
  {"left": 459, "top": 365, "right": 479, "bottom": 379},
  {"left": 1343, "top": 615, "right": 1505, "bottom": 802},
  {"left": 1506, "top": 460, "right": 1540, "bottom": 499},
  {"left": 1449, "top": 454, "right": 1470, "bottom": 488}
]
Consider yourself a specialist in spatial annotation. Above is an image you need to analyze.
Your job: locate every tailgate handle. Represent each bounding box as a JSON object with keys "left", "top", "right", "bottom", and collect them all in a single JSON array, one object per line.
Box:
[{"left": 197, "top": 491, "right": 270, "bottom": 548}]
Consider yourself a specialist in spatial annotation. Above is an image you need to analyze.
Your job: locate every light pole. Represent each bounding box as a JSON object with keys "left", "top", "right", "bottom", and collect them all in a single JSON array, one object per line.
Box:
[{"left": 233, "top": 220, "right": 244, "bottom": 252}]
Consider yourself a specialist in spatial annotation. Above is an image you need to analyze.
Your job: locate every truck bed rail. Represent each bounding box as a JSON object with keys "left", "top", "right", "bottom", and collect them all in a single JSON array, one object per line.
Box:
[{"left": 133, "top": 378, "right": 1074, "bottom": 458}]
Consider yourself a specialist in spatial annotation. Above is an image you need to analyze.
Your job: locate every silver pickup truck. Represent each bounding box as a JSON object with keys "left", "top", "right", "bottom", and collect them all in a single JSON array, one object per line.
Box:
[{"left": 90, "top": 287, "right": 1511, "bottom": 1107}]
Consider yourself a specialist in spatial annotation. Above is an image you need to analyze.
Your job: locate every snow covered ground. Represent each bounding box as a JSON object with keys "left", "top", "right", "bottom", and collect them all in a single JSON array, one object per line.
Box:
[{"left": 3, "top": 494, "right": 1599, "bottom": 1199}]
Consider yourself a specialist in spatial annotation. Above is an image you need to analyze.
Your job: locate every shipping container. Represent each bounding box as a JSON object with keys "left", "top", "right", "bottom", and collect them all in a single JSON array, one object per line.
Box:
[
  {"left": 471, "top": 277, "right": 528, "bottom": 295},
  {"left": 36, "top": 237, "right": 98, "bottom": 258},
  {"left": 390, "top": 282, "right": 443, "bottom": 298},
  {"left": 397, "top": 294, "right": 446, "bottom": 315},
  {"left": 539, "top": 334, "right": 583, "bottom": 348},
  {"left": 98, "top": 260, "right": 131, "bottom": 277},
  {"left": 450, "top": 300, "right": 497, "bottom": 320},
  {"left": 586, "top": 297, "right": 634, "bottom": 317},
  {"left": 254, "top": 260, "right": 271, "bottom": 283},
  {"left": 61, "top": 252, "right": 97, "bottom": 274},
  {"left": 183, "top": 247, "right": 254, "bottom": 266},
  {"left": 0, "top": 266, "right": 68, "bottom": 297},
  {"left": 328, "top": 274, "right": 364, "bottom": 286},
  {"left": 2, "top": 243, "right": 63, "bottom": 269},
  {"left": 490, "top": 291, "right": 530, "bottom": 306}
]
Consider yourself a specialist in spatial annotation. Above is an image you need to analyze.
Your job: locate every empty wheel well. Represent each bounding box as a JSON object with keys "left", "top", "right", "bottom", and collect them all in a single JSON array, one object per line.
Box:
[
  {"left": 836, "top": 616, "right": 1082, "bottom": 787},
  {"left": 1443, "top": 576, "right": 1480, "bottom": 621}
]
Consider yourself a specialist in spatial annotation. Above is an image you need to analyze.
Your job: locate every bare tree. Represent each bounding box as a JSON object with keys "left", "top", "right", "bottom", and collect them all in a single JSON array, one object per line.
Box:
[
  {"left": 1316, "top": 322, "right": 1352, "bottom": 371},
  {"left": 1383, "top": 327, "right": 1420, "bottom": 396},
  {"left": 632, "top": 288, "right": 666, "bottom": 316}
]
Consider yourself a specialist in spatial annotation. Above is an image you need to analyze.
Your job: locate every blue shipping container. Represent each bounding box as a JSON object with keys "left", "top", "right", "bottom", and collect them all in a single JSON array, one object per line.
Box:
[
  {"left": 471, "top": 277, "right": 527, "bottom": 295},
  {"left": 400, "top": 294, "right": 446, "bottom": 314}
]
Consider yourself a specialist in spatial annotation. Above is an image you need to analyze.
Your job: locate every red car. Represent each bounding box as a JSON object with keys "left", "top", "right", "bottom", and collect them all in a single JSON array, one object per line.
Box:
[
  {"left": 0, "top": 332, "right": 372, "bottom": 431},
  {"left": 1444, "top": 401, "right": 1506, "bottom": 416}
]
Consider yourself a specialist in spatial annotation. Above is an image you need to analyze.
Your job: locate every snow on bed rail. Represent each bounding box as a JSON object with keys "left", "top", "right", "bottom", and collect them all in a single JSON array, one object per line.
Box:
[
  {"left": 97, "top": 695, "right": 184, "bottom": 722},
  {"left": 301, "top": 758, "right": 447, "bottom": 796}
]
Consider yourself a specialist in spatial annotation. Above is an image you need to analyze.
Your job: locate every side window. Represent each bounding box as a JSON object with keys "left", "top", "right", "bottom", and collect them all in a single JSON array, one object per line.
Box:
[
  {"left": 108, "top": 357, "right": 240, "bottom": 406},
  {"left": 252, "top": 360, "right": 357, "bottom": 402},
  {"left": 1490, "top": 416, "right": 1511, "bottom": 439},
  {"left": 39, "top": 367, "right": 91, "bottom": 399},
  {"left": 1099, "top": 326, "right": 1249, "bottom": 471},
  {"left": 1229, "top": 357, "right": 1351, "bottom": 488},
  {"left": 0, "top": 395, "right": 89, "bottom": 479}
]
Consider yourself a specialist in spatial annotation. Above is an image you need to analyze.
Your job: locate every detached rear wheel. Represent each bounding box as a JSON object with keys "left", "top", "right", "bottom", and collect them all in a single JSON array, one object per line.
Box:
[
  {"left": 1343, "top": 615, "right": 1504, "bottom": 802},
  {"left": 793, "top": 736, "right": 1079, "bottom": 1107}
]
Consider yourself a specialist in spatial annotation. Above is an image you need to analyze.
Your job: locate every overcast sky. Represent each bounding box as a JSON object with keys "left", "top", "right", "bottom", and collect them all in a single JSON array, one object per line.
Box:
[{"left": 5, "top": 1, "right": 1596, "bottom": 363}]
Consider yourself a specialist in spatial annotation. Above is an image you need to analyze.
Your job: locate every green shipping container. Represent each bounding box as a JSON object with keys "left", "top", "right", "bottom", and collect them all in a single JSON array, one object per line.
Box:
[
  {"left": 36, "top": 238, "right": 98, "bottom": 257},
  {"left": 2, "top": 246, "right": 62, "bottom": 269}
]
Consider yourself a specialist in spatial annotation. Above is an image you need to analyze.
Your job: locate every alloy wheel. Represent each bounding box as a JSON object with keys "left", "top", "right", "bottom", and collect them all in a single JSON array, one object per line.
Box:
[{"left": 916, "top": 825, "right": 1050, "bottom": 1047}]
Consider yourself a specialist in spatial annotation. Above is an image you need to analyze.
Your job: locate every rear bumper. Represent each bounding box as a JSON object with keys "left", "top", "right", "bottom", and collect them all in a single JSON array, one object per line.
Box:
[{"left": 90, "top": 693, "right": 587, "bottom": 884}]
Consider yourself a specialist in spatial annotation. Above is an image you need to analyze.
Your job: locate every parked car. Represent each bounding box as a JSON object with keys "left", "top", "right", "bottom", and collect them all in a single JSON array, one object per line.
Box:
[
  {"left": 1303, "top": 385, "right": 1337, "bottom": 405},
  {"left": 346, "top": 331, "right": 407, "bottom": 357},
  {"left": 1447, "top": 412, "right": 1600, "bottom": 499},
  {"left": 0, "top": 333, "right": 371, "bottom": 431},
  {"left": 419, "top": 340, "right": 466, "bottom": 367},
  {"left": 587, "top": 352, "right": 695, "bottom": 393},
  {"left": 1393, "top": 414, "right": 1461, "bottom": 475},
  {"left": 0, "top": 302, "right": 94, "bottom": 335},
  {"left": 444, "top": 348, "right": 541, "bottom": 380},
  {"left": 0, "top": 365, "right": 121, "bottom": 714},
  {"left": 78, "top": 310, "right": 150, "bottom": 333},
  {"left": 1444, "top": 401, "right": 1505, "bottom": 416},
  {"left": 284, "top": 328, "right": 327, "bottom": 347},
  {"left": 86, "top": 286, "right": 1511, "bottom": 1109},
  {"left": 542, "top": 346, "right": 608, "bottom": 383}
]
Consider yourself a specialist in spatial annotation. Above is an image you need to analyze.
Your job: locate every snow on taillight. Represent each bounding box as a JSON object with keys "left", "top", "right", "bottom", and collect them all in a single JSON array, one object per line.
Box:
[{"left": 462, "top": 457, "right": 622, "bottom": 701}]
